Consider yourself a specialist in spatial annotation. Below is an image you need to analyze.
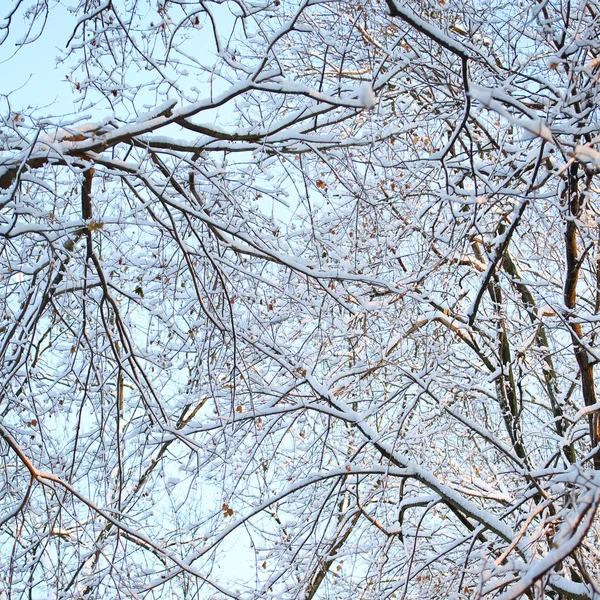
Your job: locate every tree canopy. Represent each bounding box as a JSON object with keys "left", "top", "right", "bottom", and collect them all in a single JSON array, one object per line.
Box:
[{"left": 2, "top": 0, "right": 600, "bottom": 598}]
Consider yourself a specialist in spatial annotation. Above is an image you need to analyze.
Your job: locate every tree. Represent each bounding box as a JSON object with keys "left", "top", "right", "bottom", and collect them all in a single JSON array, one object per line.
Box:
[{"left": 2, "top": 0, "right": 600, "bottom": 597}]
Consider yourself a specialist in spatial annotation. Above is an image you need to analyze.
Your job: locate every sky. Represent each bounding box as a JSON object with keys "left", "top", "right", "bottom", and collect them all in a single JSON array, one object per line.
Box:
[{"left": 0, "top": 2, "right": 78, "bottom": 117}]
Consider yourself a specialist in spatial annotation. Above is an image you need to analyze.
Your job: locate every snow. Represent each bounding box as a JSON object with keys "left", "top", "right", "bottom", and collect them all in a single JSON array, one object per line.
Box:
[
  {"left": 358, "top": 83, "right": 376, "bottom": 109},
  {"left": 574, "top": 144, "right": 600, "bottom": 167},
  {"left": 135, "top": 99, "right": 178, "bottom": 123},
  {"left": 4, "top": 2, "right": 600, "bottom": 598},
  {"left": 497, "top": 485, "right": 600, "bottom": 599},
  {"left": 520, "top": 120, "right": 553, "bottom": 142},
  {"left": 386, "top": 0, "right": 471, "bottom": 59},
  {"left": 468, "top": 83, "right": 554, "bottom": 142}
]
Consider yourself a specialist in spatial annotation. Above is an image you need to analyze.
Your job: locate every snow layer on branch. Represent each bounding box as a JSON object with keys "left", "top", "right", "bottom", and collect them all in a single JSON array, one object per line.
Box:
[
  {"left": 358, "top": 83, "right": 376, "bottom": 109},
  {"left": 135, "top": 100, "right": 177, "bottom": 123},
  {"left": 574, "top": 144, "right": 600, "bottom": 167},
  {"left": 469, "top": 83, "right": 553, "bottom": 143}
]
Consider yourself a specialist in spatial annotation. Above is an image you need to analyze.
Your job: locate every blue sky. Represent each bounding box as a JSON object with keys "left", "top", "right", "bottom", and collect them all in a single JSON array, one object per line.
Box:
[{"left": 1, "top": 3, "right": 78, "bottom": 116}]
